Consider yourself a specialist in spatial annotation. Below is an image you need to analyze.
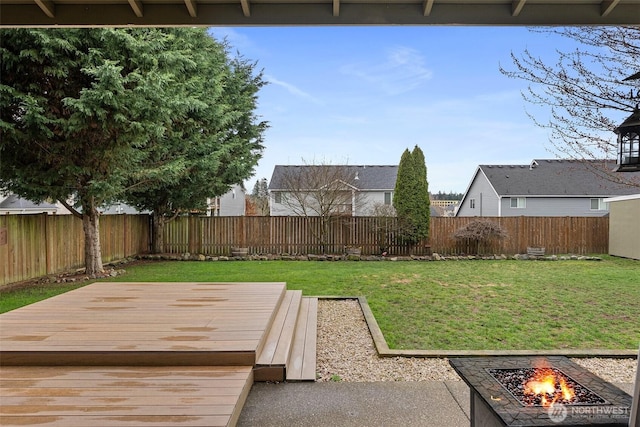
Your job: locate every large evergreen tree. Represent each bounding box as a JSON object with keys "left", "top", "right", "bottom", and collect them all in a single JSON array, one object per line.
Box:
[
  {"left": 0, "top": 28, "right": 265, "bottom": 269},
  {"left": 1, "top": 29, "right": 172, "bottom": 275},
  {"left": 393, "top": 145, "right": 430, "bottom": 248},
  {"left": 123, "top": 29, "right": 266, "bottom": 253}
]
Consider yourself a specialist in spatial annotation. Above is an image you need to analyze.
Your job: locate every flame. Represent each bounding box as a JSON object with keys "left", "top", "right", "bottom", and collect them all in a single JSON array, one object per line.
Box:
[{"left": 523, "top": 368, "right": 575, "bottom": 407}]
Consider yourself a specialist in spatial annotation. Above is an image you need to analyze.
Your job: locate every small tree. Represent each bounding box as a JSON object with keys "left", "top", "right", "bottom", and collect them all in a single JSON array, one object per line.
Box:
[
  {"left": 369, "top": 202, "right": 397, "bottom": 254},
  {"left": 250, "top": 178, "right": 270, "bottom": 216},
  {"left": 393, "top": 146, "right": 430, "bottom": 251},
  {"left": 452, "top": 220, "right": 508, "bottom": 255}
]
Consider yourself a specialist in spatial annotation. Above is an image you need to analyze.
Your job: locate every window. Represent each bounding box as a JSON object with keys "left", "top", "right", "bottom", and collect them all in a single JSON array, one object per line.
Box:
[
  {"left": 469, "top": 199, "right": 476, "bottom": 209},
  {"left": 590, "top": 198, "right": 608, "bottom": 211},
  {"left": 510, "top": 197, "right": 526, "bottom": 208},
  {"left": 274, "top": 192, "right": 281, "bottom": 204},
  {"left": 384, "top": 192, "right": 392, "bottom": 205}
]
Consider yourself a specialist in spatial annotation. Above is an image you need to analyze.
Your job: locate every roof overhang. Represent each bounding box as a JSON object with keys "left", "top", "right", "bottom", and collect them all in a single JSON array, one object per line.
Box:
[
  {"left": 604, "top": 193, "right": 640, "bottom": 202},
  {"left": 1, "top": 0, "right": 639, "bottom": 27}
]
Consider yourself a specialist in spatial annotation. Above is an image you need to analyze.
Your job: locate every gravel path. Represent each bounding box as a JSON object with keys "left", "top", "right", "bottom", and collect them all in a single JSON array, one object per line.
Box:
[{"left": 316, "top": 299, "right": 637, "bottom": 384}]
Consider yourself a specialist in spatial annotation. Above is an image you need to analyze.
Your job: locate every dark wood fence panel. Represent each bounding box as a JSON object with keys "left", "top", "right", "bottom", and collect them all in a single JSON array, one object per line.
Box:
[
  {"left": 429, "top": 217, "right": 609, "bottom": 255},
  {"left": 1, "top": 214, "right": 150, "bottom": 286},
  {"left": 162, "top": 216, "right": 609, "bottom": 257}
]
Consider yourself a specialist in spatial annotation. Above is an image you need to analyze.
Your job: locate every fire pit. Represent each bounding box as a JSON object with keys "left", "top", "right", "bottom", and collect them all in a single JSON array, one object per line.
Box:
[
  {"left": 450, "top": 356, "right": 632, "bottom": 426},
  {"left": 488, "top": 367, "right": 608, "bottom": 407}
]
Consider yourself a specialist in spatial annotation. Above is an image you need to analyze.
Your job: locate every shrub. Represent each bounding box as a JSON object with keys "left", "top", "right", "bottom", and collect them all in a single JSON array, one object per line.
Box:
[{"left": 452, "top": 220, "right": 508, "bottom": 255}]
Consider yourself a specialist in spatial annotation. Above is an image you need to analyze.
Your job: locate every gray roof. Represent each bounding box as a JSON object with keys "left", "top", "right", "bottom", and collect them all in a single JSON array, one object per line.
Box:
[
  {"left": 0, "top": 194, "right": 58, "bottom": 211},
  {"left": 269, "top": 165, "right": 398, "bottom": 191},
  {"left": 478, "top": 159, "right": 639, "bottom": 196}
]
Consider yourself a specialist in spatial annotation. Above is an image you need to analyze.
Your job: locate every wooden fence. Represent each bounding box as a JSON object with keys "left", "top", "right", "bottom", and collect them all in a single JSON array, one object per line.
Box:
[
  {"left": 162, "top": 216, "right": 609, "bottom": 257},
  {"left": 1, "top": 214, "right": 608, "bottom": 286},
  {"left": 0, "top": 214, "right": 150, "bottom": 286}
]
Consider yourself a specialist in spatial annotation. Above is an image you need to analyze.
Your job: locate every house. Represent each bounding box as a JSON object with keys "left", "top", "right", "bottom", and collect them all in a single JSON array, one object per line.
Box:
[
  {"left": 268, "top": 165, "right": 398, "bottom": 216},
  {"left": 456, "top": 159, "right": 640, "bottom": 217},
  {"left": 99, "top": 203, "right": 146, "bottom": 215},
  {"left": 207, "top": 184, "right": 246, "bottom": 216},
  {"left": 0, "top": 194, "right": 63, "bottom": 215}
]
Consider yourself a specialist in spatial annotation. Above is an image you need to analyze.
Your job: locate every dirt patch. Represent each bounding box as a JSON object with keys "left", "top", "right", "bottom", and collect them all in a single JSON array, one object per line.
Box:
[{"left": 0, "top": 258, "right": 149, "bottom": 293}]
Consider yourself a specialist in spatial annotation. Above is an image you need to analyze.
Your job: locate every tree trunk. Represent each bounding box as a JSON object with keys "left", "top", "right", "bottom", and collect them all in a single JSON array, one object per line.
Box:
[
  {"left": 82, "top": 201, "right": 104, "bottom": 277},
  {"left": 152, "top": 211, "right": 165, "bottom": 254}
]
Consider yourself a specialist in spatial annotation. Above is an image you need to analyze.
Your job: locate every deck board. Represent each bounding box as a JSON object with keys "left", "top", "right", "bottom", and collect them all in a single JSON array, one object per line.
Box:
[
  {"left": 255, "top": 290, "right": 302, "bottom": 366},
  {"left": 286, "top": 297, "right": 318, "bottom": 381},
  {"left": 0, "top": 366, "right": 253, "bottom": 427},
  {"left": 0, "top": 282, "right": 286, "bottom": 367}
]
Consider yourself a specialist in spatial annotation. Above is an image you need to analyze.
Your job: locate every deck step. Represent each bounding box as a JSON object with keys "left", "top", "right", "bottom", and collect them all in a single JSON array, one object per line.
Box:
[
  {"left": 253, "top": 293, "right": 318, "bottom": 382},
  {"left": 286, "top": 297, "right": 318, "bottom": 381},
  {"left": 254, "top": 290, "right": 302, "bottom": 381}
]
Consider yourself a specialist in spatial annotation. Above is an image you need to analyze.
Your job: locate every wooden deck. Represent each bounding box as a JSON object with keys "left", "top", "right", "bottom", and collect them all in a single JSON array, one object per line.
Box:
[
  {"left": 0, "top": 366, "right": 253, "bottom": 427},
  {"left": 0, "top": 282, "right": 317, "bottom": 426},
  {"left": 0, "top": 282, "right": 286, "bottom": 366}
]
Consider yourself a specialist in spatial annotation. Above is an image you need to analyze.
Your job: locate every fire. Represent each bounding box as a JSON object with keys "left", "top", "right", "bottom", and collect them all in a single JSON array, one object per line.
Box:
[{"left": 523, "top": 368, "right": 575, "bottom": 407}]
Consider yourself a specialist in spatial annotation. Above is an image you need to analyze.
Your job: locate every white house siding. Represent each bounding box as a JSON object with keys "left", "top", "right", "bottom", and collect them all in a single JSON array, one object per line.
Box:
[
  {"left": 269, "top": 193, "right": 302, "bottom": 216},
  {"left": 498, "top": 197, "right": 610, "bottom": 217},
  {"left": 218, "top": 185, "right": 246, "bottom": 216},
  {"left": 456, "top": 172, "right": 499, "bottom": 217},
  {"left": 361, "top": 191, "right": 391, "bottom": 215},
  {"left": 270, "top": 191, "right": 385, "bottom": 217}
]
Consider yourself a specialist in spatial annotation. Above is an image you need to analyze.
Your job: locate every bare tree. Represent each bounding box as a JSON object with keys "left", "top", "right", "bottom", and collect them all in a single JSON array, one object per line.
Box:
[
  {"left": 369, "top": 202, "right": 398, "bottom": 255},
  {"left": 273, "top": 160, "right": 367, "bottom": 253},
  {"left": 500, "top": 26, "right": 640, "bottom": 188}
]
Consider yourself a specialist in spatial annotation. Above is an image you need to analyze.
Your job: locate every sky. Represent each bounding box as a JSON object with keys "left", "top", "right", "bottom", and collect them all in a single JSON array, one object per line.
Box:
[{"left": 208, "top": 26, "right": 589, "bottom": 194}]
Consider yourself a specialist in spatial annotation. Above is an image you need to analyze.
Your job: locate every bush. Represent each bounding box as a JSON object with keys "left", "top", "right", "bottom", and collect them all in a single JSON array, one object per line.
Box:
[{"left": 452, "top": 220, "right": 508, "bottom": 255}]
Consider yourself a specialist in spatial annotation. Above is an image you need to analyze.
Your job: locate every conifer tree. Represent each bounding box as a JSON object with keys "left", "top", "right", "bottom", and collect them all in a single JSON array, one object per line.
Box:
[
  {"left": 393, "top": 145, "right": 430, "bottom": 248},
  {"left": 0, "top": 28, "right": 265, "bottom": 269}
]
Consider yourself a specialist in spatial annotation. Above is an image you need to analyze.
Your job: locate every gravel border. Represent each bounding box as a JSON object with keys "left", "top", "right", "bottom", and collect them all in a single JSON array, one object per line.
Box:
[{"left": 316, "top": 299, "right": 637, "bottom": 384}]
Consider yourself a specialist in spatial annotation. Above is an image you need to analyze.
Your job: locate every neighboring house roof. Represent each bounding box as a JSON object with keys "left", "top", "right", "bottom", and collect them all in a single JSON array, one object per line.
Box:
[
  {"left": 99, "top": 203, "right": 146, "bottom": 215},
  {"left": 476, "top": 159, "right": 639, "bottom": 197},
  {"left": 0, "top": 194, "right": 58, "bottom": 212},
  {"left": 269, "top": 165, "right": 398, "bottom": 191},
  {"left": 430, "top": 205, "right": 444, "bottom": 217}
]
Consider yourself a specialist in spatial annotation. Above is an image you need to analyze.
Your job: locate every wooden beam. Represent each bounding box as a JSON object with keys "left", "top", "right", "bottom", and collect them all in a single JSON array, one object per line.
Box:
[
  {"left": 512, "top": 0, "right": 526, "bottom": 16},
  {"left": 240, "top": 0, "right": 250, "bottom": 17},
  {"left": 423, "top": 0, "right": 434, "bottom": 16},
  {"left": 4, "top": 2, "right": 640, "bottom": 26},
  {"left": 128, "top": 0, "right": 144, "bottom": 17},
  {"left": 333, "top": 0, "right": 339, "bottom": 17},
  {"left": 184, "top": 0, "right": 197, "bottom": 17},
  {"left": 601, "top": 0, "right": 620, "bottom": 17},
  {"left": 34, "top": 0, "right": 55, "bottom": 18}
]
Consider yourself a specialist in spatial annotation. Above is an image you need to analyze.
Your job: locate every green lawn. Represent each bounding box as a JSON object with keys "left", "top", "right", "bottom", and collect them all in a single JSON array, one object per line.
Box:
[{"left": 2, "top": 257, "right": 639, "bottom": 350}]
